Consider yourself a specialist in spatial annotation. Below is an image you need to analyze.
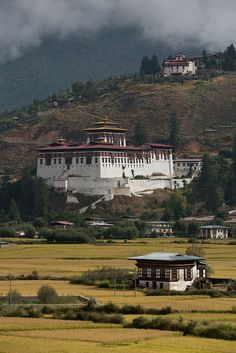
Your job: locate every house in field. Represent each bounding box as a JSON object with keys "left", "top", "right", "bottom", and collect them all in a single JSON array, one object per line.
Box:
[
  {"left": 164, "top": 52, "right": 197, "bottom": 77},
  {"left": 129, "top": 252, "right": 206, "bottom": 291},
  {"left": 50, "top": 220, "right": 75, "bottom": 229},
  {"left": 145, "top": 221, "right": 173, "bottom": 236},
  {"left": 198, "top": 225, "right": 229, "bottom": 239}
]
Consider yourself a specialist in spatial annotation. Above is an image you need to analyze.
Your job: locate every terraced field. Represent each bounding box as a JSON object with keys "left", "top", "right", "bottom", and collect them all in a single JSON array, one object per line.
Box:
[
  {"left": 0, "top": 317, "right": 235, "bottom": 353},
  {"left": 0, "top": 238, "right": 236, "bottom": 353}
]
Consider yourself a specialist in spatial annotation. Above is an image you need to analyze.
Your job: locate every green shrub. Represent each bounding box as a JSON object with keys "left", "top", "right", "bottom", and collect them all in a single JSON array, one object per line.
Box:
[{"left": 37, "top": 285, "right": 59, "bottom": 304}]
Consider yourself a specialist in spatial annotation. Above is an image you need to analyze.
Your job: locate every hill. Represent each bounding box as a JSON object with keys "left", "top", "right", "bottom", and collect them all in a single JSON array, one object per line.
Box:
[
  {"left": 0, "top": 74, "right": 236, "bottom": 177},
  {"left": 0, "top": 28, "right": 173, "bottom": 110}
]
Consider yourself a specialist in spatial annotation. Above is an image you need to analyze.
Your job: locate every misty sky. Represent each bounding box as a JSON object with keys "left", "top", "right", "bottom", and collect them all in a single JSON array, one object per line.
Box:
[{"left": 0, "top": 0, "right": 235, "bottom": 62}]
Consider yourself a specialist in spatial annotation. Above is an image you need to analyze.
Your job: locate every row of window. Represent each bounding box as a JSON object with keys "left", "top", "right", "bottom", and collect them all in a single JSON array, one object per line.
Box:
[
  {"left": 138, "top": 268, "right": 193, "bottom": 281},
  {"left": 175, "top": 163, "right": 201, "bottom": 167},
  {"left": 39, "top": 157, "right": 170, "bottom": 166}
]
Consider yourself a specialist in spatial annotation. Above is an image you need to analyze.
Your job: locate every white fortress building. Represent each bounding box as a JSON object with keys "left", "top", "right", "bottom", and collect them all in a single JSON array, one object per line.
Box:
[
  {"left": 164, "top": 52, "right": 197, "bottom": 77},
  {"left": 36, "top": 119, "right": 181, "bottom": 196}
]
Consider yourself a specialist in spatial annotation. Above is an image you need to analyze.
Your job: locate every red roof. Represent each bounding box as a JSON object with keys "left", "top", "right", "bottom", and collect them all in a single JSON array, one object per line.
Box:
[
  {"left": 51, "top": 221, "right": 75, "bottom": 226},
  {"left": 165, "top": 61, "right": 190, "bottom": 67},
  {"left": 37, "top": 143, "right": 172, "bottom": 152}
]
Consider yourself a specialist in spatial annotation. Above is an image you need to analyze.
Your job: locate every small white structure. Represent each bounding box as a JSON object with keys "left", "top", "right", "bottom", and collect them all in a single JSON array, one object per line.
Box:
[
  {"left": 164, "top": 52, "right": 197, "bottom": 77},
  {"left": 129, "top": 252, "right": 206, "bottom": 291},
  {"left": 145, "top": 221, "right": 173, "bottom": 235},
  {"left": 174, "top": 158, "right": 202, "bottom": 177},
  {"left": 84, "top": 219, "right": 113, "bottom": 228},
  {"left": 199, "top": 225, "right": 229, "bottom": 239}
]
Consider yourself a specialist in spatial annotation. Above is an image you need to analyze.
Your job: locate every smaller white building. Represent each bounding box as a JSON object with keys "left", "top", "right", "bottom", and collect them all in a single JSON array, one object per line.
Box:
[
  {"left": 164, "top": 52, "right": 197, "bottom": 77},
  {"left": 199, "top": 225, "right": 229, "bottom": 239},
  {"left": 174, "top": 158, "right": 202, "bottom": 177},
  {"left": 145, "top": 221, "right": 173, "bottom": 235}
]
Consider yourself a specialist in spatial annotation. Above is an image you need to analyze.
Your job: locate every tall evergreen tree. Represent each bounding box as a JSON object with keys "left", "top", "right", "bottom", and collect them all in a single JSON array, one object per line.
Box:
[
  {"left": 133, "top": 122, "right": 148, "bottom": 146},
  {"left": 150, "top": 55, "right": 161, "bottom": 75},
  {"left": 196, "top": 154, "right": 220, "bottom": 211},
  {"left": 8, "top": 199, "right": 21, "bottom": 223},
  {"left": 140, "top": 56, "right": 150, "bottom": 74},
  {"left": 225, "top": 135, "right": 236, "bottom": 206},
  {"left": 169, "top": 112, "right": 180, "bottom": 147}
]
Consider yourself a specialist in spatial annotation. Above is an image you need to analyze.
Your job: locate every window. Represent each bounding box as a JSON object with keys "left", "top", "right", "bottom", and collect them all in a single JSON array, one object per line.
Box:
[
  {"left": 39, "top": 159, "right": 43, "bottom": 165},
  {"left": 147, "top": 268, "right": 152, "bottom": 278},
  {"left": 184, "top": 268, "right": 192, "bottom": 281},
  {"left": 53, "top": 159, "right": 57, "bottom": 164},
  {"left": 95, "top": 157, "right": 98, "bottom": 164},
  {"left": 80, "top": 158, "right": 83, "bottom": 164},
  {"left": 165, "top": 269, "right": 170, "bottom": 280},
  {"left": 65, "top": 157, "right": 72, "bottom": 165},
  {"left": 138, "top": 268, "right": 143, "bottom": 278},
  {"left": 171, "top": 269, "right": 178, "bottom": 281},
  {"left": 45, "top": 158, "right": 51, "bottom": 166},
  {"left": 156, "top": 269, "right": 160, "bottom": 279},
  {"left": 86, "top": 157, "right": 92, "bottom": 165},
  {"left": 76, "top": 158, "right": 79, "bottom": 164},
  {"left": 58, "top": 158, "right": 62, "bottom": 165}
]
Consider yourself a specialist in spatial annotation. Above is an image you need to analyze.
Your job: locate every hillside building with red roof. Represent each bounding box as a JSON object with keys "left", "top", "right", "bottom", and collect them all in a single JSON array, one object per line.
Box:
[
  {"left": 164, "top": 52, "right": 197, "bottom": 77},
  {"left": 36, "top": 118, "right": 189, "bottom": 196}
]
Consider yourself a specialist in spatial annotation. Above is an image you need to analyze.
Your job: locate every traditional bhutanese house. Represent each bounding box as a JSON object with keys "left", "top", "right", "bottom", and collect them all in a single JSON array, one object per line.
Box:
[
  {"left": 129, "top": 252, "right": 206, "bottom": 291},
  {"left": 198, "top": 225, "right": 229, "bottom": 239},
  {"left": 145, "top": 222, "right": 173, "bottom": 236},
  {"left": 164, "top": 52, "right": 197, "bottom": 77},
  {"left": 50, "top": 221, "right": 75, "bottom": 229}
]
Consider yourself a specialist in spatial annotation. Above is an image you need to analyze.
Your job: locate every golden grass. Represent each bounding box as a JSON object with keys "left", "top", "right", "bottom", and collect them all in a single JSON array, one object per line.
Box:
[
  {"left": 0, "top": 329, "right": 236, "bottom": 353},
  {"left": 0, "top": 238, "right": 235, "bottom": 279},
  {"left": 1, "top": 280, "right": 236, "bottom": 311},
  {"left": 4, "top": 328, "right": 173, "bottom": 343},
  {"left": 0, "top": 317, "right": 117, "bottom": 332}
]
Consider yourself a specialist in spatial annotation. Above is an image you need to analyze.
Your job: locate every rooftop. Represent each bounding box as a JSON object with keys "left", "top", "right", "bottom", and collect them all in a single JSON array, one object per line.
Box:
[
  {"left": 129, "top": 252, "right": 204, "bottom": 262},
  {"left": 199, "top": 225, "right": 229, "bottom": 229},
  {"left": 37, "top": 143, "right": 172, "bottom": 152}
]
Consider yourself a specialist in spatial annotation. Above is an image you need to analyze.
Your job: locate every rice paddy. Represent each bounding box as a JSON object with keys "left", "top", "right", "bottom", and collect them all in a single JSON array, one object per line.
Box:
[{"left": 0, "top": 238, "right": 236, "bottom": 352}]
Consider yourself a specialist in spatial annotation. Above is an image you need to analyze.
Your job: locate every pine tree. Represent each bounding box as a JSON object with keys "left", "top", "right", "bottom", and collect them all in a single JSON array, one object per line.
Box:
[
  {"left": 133, "top": 122, "right": 148, "bottom": 146},
  {"left": 140, "top": 56, "right": 150, "bottom": 74},
  {"left": 150, "top": 55, "right": 161, "bottom": 76},
  {"left": 8, "top": 199, "right": 21, "bottom": 223},
  {"left": 196, "top": 154, "right": 220, "bottom": 211},
  {"left": 225, "top": 135, "right": 236, "bottom": 206},
  {"left": 169, "top": 112, "right": 180, "bottom": 147}
]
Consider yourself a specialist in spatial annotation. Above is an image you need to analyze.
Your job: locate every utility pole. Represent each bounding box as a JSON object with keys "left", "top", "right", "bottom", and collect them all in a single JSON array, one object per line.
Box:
[{"left": 8, "top": 273, "right": 12, "bottom": 305}]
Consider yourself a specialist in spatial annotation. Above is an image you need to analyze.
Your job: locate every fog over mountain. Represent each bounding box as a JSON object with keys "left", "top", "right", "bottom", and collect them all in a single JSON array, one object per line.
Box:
[
  {"left": 0, "top": 1, "right": 235, "bottom": 110},
  {"left": 0, "top": 0, "right": 235, "bottom": 63}
]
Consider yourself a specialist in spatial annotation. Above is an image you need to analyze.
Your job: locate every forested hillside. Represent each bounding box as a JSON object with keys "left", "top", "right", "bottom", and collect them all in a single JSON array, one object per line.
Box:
[{"left": 0, "top": 73, "right": 236, "bottom": 177}]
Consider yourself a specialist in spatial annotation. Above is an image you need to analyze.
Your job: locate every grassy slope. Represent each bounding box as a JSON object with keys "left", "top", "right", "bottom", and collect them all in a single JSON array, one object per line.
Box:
[{"left": 1, "top": 74, "right": 236, "bottom": 178}]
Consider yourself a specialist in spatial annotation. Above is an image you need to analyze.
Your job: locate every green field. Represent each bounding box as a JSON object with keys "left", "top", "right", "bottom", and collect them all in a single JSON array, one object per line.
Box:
[{"left": 0, "top": 238, "right": 236, "bottom": 353}]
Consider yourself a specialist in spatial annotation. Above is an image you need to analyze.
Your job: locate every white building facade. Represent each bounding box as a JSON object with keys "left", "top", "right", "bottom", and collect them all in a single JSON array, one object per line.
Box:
[
  {"left": 164, "top": 53, "right": 197, "bottom": 77},
  {"left": 199, "top": 225, "right": 229, "bottom": 239},
  {"left": 36, "top": 119, "right": 175, "bottom": 196},
  {"left": 174, "top": 158, "right": 202, "bottom": 177}
]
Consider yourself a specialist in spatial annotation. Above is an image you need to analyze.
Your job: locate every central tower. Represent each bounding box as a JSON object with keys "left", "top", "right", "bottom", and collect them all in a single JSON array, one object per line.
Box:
[{"left": 84, "top": 118, "right": 127, "bottom": 146}]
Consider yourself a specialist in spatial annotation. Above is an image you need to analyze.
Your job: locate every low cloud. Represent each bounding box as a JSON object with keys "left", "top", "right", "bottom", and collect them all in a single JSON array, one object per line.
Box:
[{"left": 0, "top": 0, "right": 235, "bottom": 62}]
